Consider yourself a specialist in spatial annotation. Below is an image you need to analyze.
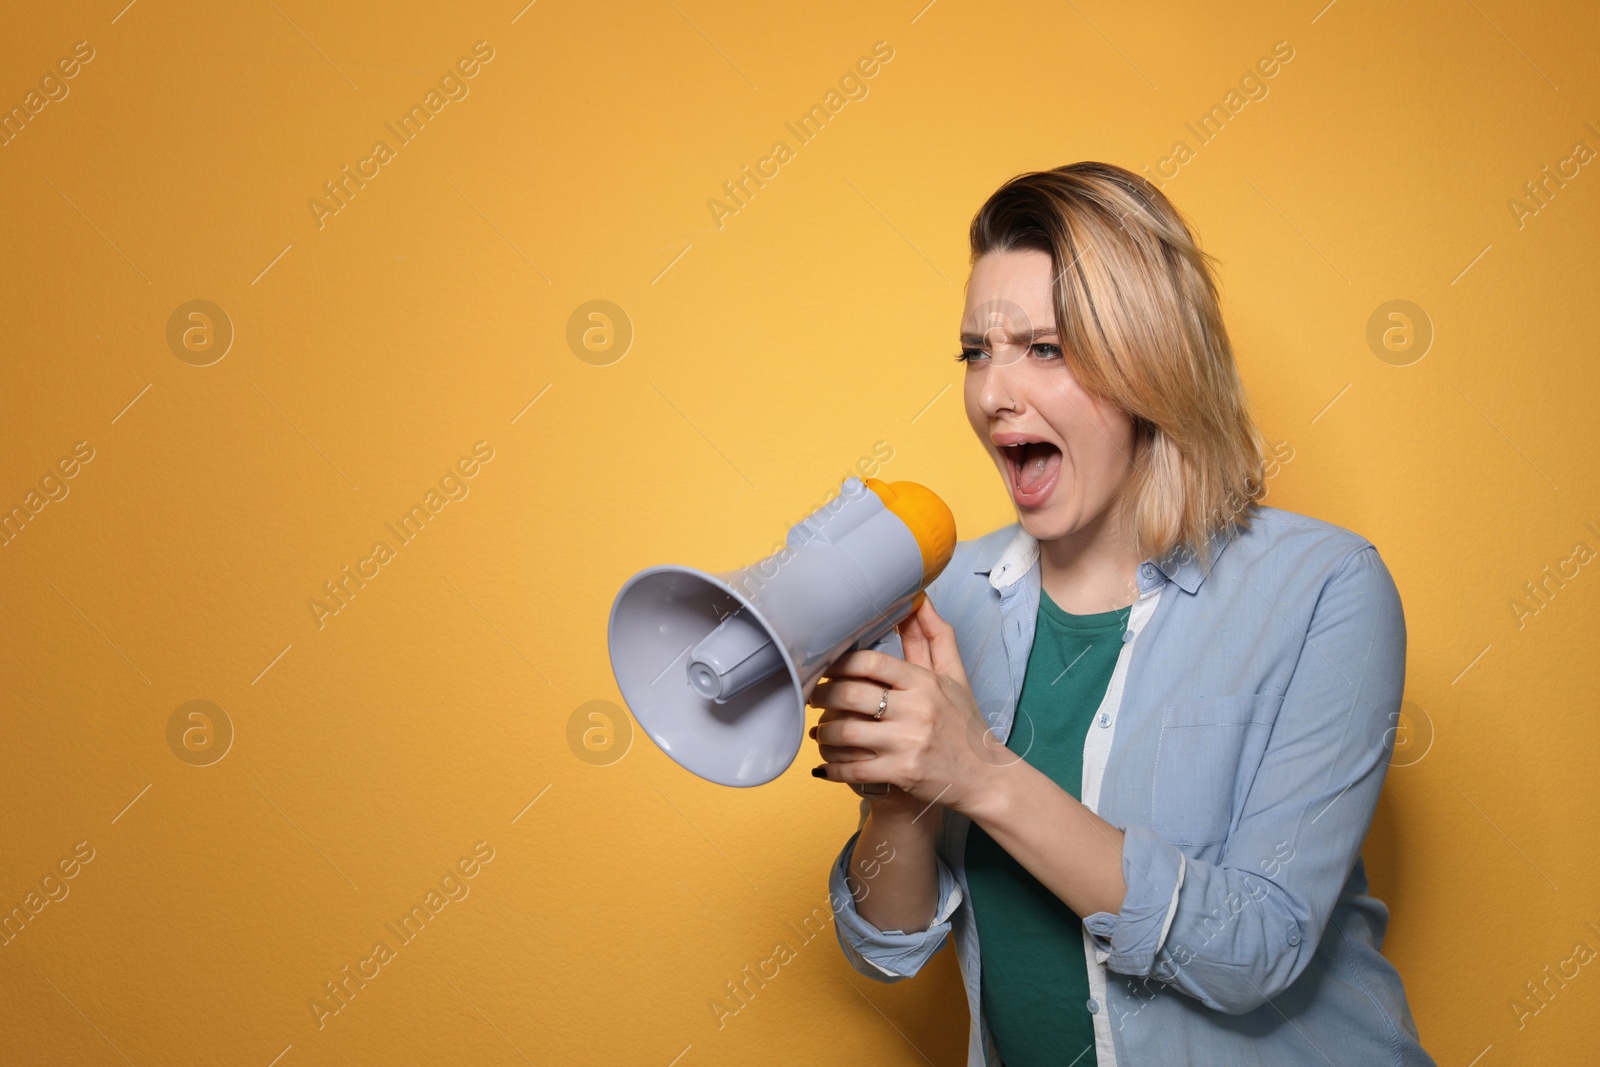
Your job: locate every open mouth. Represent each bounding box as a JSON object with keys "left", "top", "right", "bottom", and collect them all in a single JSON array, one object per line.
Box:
[{"left": 1000, "top": 441, "right": 1063, "bottom": 506}]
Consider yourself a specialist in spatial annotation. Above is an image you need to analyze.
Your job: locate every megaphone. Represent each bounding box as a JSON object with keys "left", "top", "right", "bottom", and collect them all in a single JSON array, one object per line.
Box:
[{"left": 607, "top": 476, "right": 956, "bottom": 787}]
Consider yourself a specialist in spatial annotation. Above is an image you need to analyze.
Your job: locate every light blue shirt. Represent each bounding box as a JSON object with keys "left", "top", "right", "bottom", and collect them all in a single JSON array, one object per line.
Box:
[{"left": 828, "top": 504, "right": 1434, "bottom": 1066}]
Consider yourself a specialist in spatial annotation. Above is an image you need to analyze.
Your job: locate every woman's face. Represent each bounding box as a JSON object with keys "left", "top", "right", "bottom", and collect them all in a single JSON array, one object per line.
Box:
[{"left": 960, "top": 248, "right": 1138, "bottom": 544}]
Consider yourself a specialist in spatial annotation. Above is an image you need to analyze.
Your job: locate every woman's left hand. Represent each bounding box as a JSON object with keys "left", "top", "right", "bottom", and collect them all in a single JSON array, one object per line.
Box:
[{"left": 809, "top": 595, "right": 999, "bottom": 816}]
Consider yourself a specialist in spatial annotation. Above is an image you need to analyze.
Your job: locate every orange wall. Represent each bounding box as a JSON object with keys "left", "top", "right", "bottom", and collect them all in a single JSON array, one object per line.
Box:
[{"left": 1, "top": 1, "right": 1596, "bottom": 1063}]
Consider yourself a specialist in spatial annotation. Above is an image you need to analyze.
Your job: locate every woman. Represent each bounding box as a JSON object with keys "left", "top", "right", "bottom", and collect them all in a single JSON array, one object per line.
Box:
[{"left": 809, "top": 162, "right": 1432, "bottom": 1066}]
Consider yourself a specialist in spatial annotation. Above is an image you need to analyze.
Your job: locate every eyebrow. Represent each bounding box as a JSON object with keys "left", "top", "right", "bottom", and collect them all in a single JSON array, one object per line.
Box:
[{"left": 958, "top": 325, "right": 1060, "bottom": 345}]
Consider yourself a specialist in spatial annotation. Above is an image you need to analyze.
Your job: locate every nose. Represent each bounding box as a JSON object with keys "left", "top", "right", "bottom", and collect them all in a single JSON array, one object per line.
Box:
[{"left": 973, "top": 344, "right": 1025, "bottom": 419}]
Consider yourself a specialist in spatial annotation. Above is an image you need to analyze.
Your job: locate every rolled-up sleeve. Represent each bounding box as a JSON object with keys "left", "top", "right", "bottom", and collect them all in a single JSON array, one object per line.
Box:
[
  {"left": 828, "top": 798, "right": 963, "bottom": 982},
  {"left": 1082, "top": 824, "right": 1188, "bottom": 976},
  {"left": 1081, "top": 544, "right": 1407, "bottom": 1014}
]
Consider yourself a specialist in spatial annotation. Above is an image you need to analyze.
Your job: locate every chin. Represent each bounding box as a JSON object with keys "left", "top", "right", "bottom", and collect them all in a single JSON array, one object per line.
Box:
[{"left": 1015, "top": 501, "right": 1073, "bottom": 541}]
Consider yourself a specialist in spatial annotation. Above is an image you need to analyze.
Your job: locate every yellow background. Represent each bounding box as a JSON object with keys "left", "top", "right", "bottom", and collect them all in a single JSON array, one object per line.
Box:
[{"left": 1, "top": 0, "right": 1596, "bottom": 1063}]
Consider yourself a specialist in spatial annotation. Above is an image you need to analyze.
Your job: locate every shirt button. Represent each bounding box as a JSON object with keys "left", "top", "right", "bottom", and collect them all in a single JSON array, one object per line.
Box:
[
  {"left": 1140, "top": 563, "right": 1157, "bottom": 580},
  {"left": 1121, "top": 630, "right": 1133, "bottom": 643},
  {"left": 1086, "top": 998, "right": 1100, "bottom": 1014},
  {"left": 1287, "top": 929, "right": 1301, "bottom": 946},
  {"left": 1098, "top": 712, "right": 1110, "bottom": 727}
]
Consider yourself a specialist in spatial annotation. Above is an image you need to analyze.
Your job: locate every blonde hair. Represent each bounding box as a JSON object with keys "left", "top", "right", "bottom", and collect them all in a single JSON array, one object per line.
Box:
[{"left": 968, "top": 162, "right": 1268, "bottom": 572}]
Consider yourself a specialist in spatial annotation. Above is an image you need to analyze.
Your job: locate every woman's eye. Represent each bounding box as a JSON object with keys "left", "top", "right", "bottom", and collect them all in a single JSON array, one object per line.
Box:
[{"left": 953, "top": 343, "right": 1062, "bottom": 363}]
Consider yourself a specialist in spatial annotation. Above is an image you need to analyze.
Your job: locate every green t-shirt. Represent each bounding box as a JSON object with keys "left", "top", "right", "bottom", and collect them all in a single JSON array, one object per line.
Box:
[{"left": 963, "top": 589, "right": 1130, "bottom": 1067}]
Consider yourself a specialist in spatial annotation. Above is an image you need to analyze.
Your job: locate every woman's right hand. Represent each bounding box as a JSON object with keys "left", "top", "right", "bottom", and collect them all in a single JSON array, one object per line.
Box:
[
  {"left": 809, "top": 594, "right": 994, "bottom": 819},
  {"left": 810, "top": 704, "right": 932, "bottom": 821}
]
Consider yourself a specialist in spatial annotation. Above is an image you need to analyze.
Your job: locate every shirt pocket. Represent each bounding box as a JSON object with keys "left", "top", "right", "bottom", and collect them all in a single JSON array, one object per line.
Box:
[{"left": 1150, "top": 692, "right": 1280, "bottom": 847}]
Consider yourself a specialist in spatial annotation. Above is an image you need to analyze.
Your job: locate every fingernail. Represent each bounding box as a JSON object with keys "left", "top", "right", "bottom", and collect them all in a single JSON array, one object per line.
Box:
[
  {"left": 811, "top": 765, "right": 827, "bottom": 778},
  {"left": 808, "top": 726, "right": 817, "bottom": 738}
]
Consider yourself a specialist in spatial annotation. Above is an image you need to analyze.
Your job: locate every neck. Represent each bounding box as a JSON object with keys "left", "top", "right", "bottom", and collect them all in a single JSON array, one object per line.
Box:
[{"left": 1035, "top": 500, "right": 1145, "bottom": 615}]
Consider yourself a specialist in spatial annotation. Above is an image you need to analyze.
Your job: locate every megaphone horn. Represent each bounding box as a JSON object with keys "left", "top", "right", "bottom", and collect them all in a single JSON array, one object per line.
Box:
[{"left": 607, "top": 476, "right": 956, "bottom": 787}]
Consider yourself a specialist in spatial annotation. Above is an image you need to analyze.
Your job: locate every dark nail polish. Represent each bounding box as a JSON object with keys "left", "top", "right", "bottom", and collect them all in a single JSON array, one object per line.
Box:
[{"left": 811, "top": 765, "right": 827, "bottom": 778}]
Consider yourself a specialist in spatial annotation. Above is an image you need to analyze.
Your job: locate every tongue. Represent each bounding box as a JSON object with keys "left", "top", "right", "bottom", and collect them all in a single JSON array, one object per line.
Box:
[{"left": 1017, "top": 442, "right": 1061, "bottom": 494}]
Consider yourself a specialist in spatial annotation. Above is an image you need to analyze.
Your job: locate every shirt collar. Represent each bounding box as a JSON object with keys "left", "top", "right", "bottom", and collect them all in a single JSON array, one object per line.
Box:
[{"left": 976, "top": 521, "right": 1237, "bottom": 595}]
